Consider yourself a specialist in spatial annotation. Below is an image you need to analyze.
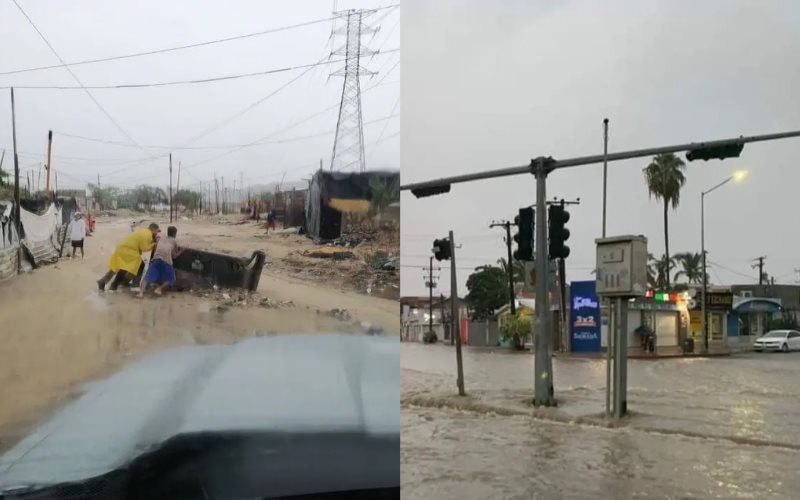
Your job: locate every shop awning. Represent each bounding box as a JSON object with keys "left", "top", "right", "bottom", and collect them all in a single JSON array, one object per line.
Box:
[{"left": 732, "top": 298, "right": 783, "bottom": 313}]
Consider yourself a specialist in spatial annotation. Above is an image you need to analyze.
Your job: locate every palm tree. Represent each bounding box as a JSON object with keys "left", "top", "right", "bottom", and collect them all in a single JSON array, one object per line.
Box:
[
  {"left": 368, "top": 176, "right": 400, "bottom": 216},
  {"left": 647, "top": 253, "right": 676, "bottom": 289},
  {"left": 674, "top": 252, "right": 704, "bottom": 284},
  {"left": 643, "top": 153, "right": 686, "bottom": 288},
  {"left": 497, "top": 257, "right": 526, "bottom": 284}
]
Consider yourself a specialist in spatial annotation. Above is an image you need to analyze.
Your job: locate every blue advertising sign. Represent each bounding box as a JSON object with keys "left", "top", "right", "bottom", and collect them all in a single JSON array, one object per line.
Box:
[{"left": 570, "top": 280, "right": 601, "bottom": 352}]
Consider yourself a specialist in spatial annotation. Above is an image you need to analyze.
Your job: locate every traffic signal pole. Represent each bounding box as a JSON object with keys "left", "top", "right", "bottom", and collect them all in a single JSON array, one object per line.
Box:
[
  {"left": 534, "top": 158, "right": 555, "bottom": 406},
  {"left": 450, "top": 231, "right": 466, "bottom": 396}
]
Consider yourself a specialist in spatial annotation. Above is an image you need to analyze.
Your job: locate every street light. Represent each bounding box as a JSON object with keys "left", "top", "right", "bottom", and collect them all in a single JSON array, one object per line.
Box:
[{"left": 701, "top": 170, "right": 748, "bottom": 352}]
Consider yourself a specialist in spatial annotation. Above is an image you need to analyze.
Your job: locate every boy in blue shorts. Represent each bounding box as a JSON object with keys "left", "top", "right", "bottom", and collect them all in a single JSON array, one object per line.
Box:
[{"left": 138, "top": 225, "right": 182, "bottom": 297}]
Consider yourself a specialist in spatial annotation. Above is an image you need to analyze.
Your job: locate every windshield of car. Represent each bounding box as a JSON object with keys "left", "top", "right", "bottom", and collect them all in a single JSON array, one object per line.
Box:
[
  {"left": 0, "top": 1, "right": 400, "bottom": 496},
  {"left": 763, "top": 331, "right": 788, "bottom": 338}
]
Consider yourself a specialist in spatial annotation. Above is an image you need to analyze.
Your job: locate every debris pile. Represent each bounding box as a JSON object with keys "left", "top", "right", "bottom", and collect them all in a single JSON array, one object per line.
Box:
[{"left": 189, "top": 288, "right": 294, "bottom": 310}]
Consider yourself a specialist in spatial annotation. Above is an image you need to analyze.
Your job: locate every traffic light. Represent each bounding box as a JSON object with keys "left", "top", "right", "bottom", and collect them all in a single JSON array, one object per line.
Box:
[
  {"left": 432, "top": 238, "right": 451, "bottom": 261},
  {"left": 548, "top": 204, "right": 570, "bottom": 259},
  {"left": 686, "top": 142, "right": 744, "bottom": 162},
  {"left": 513, "top": 207, "right": 534, "bottom": 261}
]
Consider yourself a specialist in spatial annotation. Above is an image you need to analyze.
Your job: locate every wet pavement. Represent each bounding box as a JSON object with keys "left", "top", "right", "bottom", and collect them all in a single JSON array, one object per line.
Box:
[{"left": 401, "top": 343, "right": 800, "bottom": 499}]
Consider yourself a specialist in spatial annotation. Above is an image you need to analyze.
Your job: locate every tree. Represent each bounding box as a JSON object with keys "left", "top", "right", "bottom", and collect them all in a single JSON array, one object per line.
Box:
[
  {"left": 674, "top": 252, "right": 704, "bottom": 284},
  {"left": 497, "top": 257, "right": 526, "bottom": 284},
  {"left": 643, "top": 153, "right": 686, "bottom": 288},
  {"left": 647, "top": 253, "right": 677, "bottom": 289},
  {"left": 173, "top": 189, "right": 202, "bottom": 212},
  {"left": 87, "top": 183, "right": 120, "bottom": 210},
  {"left": 368, "top": 176, "right": 400, "bottom": 216},
  {"left": 465, "top": 265, "right": 508, "bottom": 320},
  {"left": 130, "top": 185, "right": 168, "bottom": 210},
  {"left": 500, "top": 311, "right": 531, "bottom": 350}
]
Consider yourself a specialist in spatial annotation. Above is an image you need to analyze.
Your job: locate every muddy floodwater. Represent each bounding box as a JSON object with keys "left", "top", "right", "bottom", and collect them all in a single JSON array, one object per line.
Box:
[
  {"left": 0, "top": 217, "right": 397, "bottom": 452},
  {"left": 401, "top": 343, "right": 800, "bottom": 499}
]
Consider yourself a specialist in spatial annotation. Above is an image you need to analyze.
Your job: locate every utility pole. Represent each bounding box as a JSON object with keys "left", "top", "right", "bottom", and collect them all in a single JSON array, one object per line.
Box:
[
  {"left": 753, "top": 256, "right": 766, "bottom": 285},
  {"left": 490, "top": 220, "right": 517, "bottom": 314},
  {"left": 169, "top": 154, "right": 173, "bottom": 223},
  {"left": 423, "top": 256, "right": 441, "bottom": 334},
  {"left": 214, "top": 175, "right": 220, "bottom": 214},
  {"left": 44, "top": 130, "right": 53, "bottom": 197},
  {"left": 602, "top": 118, "right": 609, "bottom": 237},
  {"left": 449, "top": 231, "right": 466, "bottom": 396},
  {"left": 10, "top": 88, "right": 22, "bottom": 273},
  {"left": 175, "top": 161, "right": 182, "bottom": 216}
]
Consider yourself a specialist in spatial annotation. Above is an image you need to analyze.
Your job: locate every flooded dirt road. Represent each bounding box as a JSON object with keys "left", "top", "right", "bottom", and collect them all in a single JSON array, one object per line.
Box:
[
  {"left": 401, "top": 343, "right": 800, "bottom": 499},
  {"left": 0, "top": 216, "right": 397, "bottom": 451}
]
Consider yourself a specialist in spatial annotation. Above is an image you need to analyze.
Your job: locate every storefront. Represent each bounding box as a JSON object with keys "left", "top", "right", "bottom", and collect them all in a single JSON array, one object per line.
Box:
[
  {"left": 733, "top": 298, "right": 783, "bottom": 339},
  {"left": 629, "top": 290, "right": 691, "bottom": 348},
  {"left": 689, "top": 292, "right": 733, "bottom": 343}
]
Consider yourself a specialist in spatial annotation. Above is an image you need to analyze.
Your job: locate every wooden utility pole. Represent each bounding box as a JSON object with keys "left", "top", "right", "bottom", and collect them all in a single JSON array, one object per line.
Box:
[
  {"left": 10, "top": 88, "right": 22, "bottom": 272},
  {"left": 175, "top": 161, "right": 182, "bottom": 204},
  {"left": 490, "top": 220, "right": 516, "bottom": 315},
  {"left": 423, "top": 256, "right": 440, "bottom": 334},
  {"left": 44, "top": 130, "right": 53, "bottom": 196},
  {"left": 753, "top": 256, "right": 766, "bottom": 285},
  {"left": 169, "top": 153, "right": 173, "bottom": 223}
]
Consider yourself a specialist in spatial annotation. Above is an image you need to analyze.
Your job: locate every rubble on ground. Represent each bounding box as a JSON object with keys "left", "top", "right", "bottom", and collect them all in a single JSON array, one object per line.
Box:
[{"left": 188, "top": 288, "right": 294, "bottom": 310}]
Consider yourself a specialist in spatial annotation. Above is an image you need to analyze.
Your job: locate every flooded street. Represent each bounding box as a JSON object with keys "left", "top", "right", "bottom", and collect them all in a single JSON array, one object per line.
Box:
[
  {"left": 0, "top": 216, "right": 398, "bottom": 452},
  {"left": 401, "top": 343, "right": 800, "bottom": 499}
]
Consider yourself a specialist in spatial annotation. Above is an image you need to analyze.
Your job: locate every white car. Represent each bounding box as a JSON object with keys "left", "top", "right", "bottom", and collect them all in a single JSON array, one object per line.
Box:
[{"left": 753, "top": 329, "right": 800, "bottom": 352}]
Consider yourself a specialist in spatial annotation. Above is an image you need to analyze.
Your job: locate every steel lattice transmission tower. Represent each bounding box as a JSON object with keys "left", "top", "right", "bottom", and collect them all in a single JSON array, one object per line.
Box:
[{"left": 330, "top": 9, "right": 378, "bottom": 172}]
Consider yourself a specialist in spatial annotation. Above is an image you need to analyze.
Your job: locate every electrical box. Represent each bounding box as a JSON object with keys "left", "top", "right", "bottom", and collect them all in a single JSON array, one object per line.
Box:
[{"left": 595, "top": 235, "right": 648, "bottom": 297}]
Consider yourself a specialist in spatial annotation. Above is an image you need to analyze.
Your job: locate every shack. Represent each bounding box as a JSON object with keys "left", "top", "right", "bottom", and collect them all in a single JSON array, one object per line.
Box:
[{"left": 305, "top": 170, "right": 399, "bottom": 240}]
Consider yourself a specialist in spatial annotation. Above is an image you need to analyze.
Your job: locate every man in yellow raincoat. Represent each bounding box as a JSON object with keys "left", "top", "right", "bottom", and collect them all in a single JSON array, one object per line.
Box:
[{"left": 97, "top": 223, "right": 160, "bottom": 291}]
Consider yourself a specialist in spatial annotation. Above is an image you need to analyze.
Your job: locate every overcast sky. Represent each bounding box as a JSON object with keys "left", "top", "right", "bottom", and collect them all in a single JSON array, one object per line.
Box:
[
  {"left": 0, "top": 0, "right": 399, "bottom": 194},
  {"left": 401, "top": 0, "right": 800, "bottom": 297}
]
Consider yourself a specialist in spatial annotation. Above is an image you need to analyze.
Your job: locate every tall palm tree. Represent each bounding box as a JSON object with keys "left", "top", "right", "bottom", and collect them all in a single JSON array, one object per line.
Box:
[
  {"left": 674, "top": 252, "right": 704, "bottom": 284},
  {"left": 643, "top": 153, "right": 687, "bottom": 288}
]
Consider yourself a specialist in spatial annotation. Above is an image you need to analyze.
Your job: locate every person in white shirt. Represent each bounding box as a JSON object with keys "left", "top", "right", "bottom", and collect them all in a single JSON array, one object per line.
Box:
[{"left": 70, "top": 212, "right": 87, "bottom": 259}]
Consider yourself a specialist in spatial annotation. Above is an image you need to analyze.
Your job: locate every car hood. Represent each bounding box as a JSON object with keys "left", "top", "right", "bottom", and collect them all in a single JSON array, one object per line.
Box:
[
  {"left": 755, "top": 337, "right": 784, "bottom": 342},
  {"left": 0, "top": 334, "right": 399, "bottom": 491}
]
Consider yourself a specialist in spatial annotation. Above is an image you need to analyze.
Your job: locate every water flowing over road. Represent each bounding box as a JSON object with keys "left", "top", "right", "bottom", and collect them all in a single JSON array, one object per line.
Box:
[{"left": 401, "top": 343, "right": 800, "bottom": 499}]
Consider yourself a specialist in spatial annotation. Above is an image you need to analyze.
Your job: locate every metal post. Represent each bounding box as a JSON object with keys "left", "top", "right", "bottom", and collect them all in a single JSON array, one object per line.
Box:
[
  {"left": 558, "top": 257, "right": 567, "bottom": 352},
  {"left": 450, "top": 231, "right": 465, "bottom": 396},
  {"left": 701, "top": 192, "right": 708, "bottom": 353},
  {"left": 613, "top": 298, "right": 628, "bottom": 418},
  {"left": 10, "top": 88, "right": 22, "bottom": 273},
  {"left": 602, "top": 118, "right": 609, "bottom": 237},
  {"left": 533, "top": 158, "right": 555, "bottom": 406},
  {"left": 605, "top": 299, "right": 614, "bottom": 417}
]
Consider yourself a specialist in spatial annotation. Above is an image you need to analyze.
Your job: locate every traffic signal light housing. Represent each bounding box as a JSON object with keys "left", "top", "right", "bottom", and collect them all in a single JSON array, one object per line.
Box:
[
  {"left": 686, "top": 142, "right": 744, "bottom": 162},
  {"left": 432, "top": 238, "right": 451, "bottom": 261},
  {"left": 548, "top": 204, "right": 570, "bottom": 259},
  {"left": 513, "top": 207, "right": 534, "bottom": 261}
]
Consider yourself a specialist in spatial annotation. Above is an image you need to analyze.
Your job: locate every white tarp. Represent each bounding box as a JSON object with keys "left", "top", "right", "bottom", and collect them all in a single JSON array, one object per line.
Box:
[
  {"left": 20, "top": 204, "right": 59, "bottom": 242},
  {"left": 20, "top": 204, "right": 63, "bottom": 265}
]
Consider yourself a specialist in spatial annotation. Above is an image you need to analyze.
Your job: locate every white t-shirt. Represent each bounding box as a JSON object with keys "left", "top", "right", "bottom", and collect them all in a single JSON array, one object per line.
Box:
[{"left": 70, "top": 219, "right": 86, "bottom": 241}]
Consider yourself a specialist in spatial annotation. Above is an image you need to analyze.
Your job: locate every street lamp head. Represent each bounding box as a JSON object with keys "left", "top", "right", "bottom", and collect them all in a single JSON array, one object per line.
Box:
[{"left": 733, "top": 170, "right": 748, "bottom": 182}]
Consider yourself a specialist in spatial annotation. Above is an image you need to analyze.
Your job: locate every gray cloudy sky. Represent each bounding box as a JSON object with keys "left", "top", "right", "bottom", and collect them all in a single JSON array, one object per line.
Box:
[
  {"left": 401, "top": 0, "right": 800, "bottom": 297},
  {"left": 0, "top": 0, "right": 399, "bottom": 193}
]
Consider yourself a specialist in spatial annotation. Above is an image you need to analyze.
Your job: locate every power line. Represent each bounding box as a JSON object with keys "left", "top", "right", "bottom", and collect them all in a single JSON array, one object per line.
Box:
[
  {"left": 0, "top": 6, "right": 398, "bottom": 76},
  {"left": 3, "top": 50, "right": 398, "bottom": 90},
  {"left": 375, "top": 96, "right": 399, "bottom": 144},
  {"left": 11, "top": 0, "right": 156, "bottom": 162},
  {"left": 53, "top": 113, "right": 398, "bottom": 151},
  {"left": 707, "top": 260, "right": 756, "bottom": 280}
]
